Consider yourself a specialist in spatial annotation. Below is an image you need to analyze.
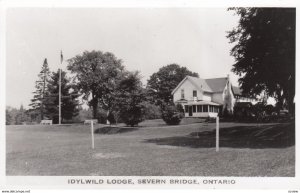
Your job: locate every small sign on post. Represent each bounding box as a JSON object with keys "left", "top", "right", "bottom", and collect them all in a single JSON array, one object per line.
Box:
[
  {"left": 216, "top": 116, "right": 219, "bottom": 152},
  {"left": 91, "top": 120, "right": 95, "bottom": 149}
]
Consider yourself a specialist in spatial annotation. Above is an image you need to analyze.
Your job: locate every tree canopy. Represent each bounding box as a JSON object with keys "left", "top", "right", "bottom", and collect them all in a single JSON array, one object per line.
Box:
[
  {"left": 67, "top": 50, "right": 125, "bottom": 119},
  {"left": 146, "top": 64, "right": 199, "bottom": 105},
  {"left": 227, "top": 8, "right": 295, "bottom": 113},
  {"left": 44, "top": 70, "right": 80, "bottom": 123},
  {"left": 29, "top": 58, "right": 51, "bottom": 120},
  {"left": 115, "top": 71, "right": 146, "bottom": 126}
]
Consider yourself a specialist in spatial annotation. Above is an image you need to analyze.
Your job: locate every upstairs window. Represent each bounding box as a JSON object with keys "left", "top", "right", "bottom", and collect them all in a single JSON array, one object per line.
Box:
[
  {"left": 193, "top": 90, "right": 197, "bottom": 97},
  {"left": 181, "top": 89, "right": 185, "bottom": 99}
]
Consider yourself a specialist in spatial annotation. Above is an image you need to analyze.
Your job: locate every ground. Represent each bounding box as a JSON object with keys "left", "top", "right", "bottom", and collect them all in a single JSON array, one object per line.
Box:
[{"left": 6, "top": 118, "right": 295, "bottom": 176}]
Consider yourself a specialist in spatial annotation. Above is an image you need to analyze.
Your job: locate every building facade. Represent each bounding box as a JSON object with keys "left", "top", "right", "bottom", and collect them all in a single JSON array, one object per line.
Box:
[{"left": 172, "top": 75, "right": 252, "bottom": 118}]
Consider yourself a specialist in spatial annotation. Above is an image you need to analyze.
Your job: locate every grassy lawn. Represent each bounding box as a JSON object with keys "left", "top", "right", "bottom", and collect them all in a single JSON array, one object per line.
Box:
[{"left": 6, "top": 119, "right": 295, "bottom": 176}]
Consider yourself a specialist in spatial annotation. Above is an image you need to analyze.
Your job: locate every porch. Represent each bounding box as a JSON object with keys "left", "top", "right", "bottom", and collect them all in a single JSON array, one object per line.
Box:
[{"left": 181, "top": 101, "right": 221, "bottom": 118}]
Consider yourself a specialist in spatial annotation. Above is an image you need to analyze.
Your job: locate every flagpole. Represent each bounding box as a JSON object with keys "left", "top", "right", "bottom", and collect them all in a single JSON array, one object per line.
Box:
[{"left": 59, "top": 51, "right": 62, "bottom": 125}]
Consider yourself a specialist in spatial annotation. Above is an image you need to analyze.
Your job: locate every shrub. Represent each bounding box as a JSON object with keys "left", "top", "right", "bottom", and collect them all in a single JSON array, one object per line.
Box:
[
  {"left": 97, "top": 109, "right": 108, "bottom": 124},
  {"left": 107, "top": 112, "right": 116, "bottom": 124},
  {"left": 143, "top": 102, "right": 162, "bottom": 120},
  {"left": 265, "top": 104, "right": 275, "bottom": 115},
  {"left": 120, "top": 105, "right": 145, "bottom": 127},
  {"left": 161, "top": 103, "right": 184, "bottom": 125}
]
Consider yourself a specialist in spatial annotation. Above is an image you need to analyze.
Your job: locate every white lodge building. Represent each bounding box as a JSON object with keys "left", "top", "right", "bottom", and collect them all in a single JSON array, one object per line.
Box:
[{"left": 172, "top": 75, "right": 256, "bottom": 118}]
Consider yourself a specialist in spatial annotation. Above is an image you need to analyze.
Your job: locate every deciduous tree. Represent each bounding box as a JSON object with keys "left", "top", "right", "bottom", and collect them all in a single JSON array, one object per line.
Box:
[
  {"left": 67, "top": 50, "right": 125, "bottom": 119},
  {"left": 147, "top": 64, "right": 199, "bottom": 105},
  {"left": 115, "top": 72, "right": 146, "bottom": 126},
  {"left": 227, "top": 8, "right": 295, "bottom": 114}
]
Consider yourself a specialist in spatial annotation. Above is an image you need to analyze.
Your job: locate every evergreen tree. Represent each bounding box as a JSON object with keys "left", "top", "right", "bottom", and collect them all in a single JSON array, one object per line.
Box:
[
  {"left": 44, "top": 70, "right": 80, "bottom": 123},
  {"left": 6, "top": 109, "right": 12, "bottom": 125},
  {"left": 29, "top": 58, "right": 51, "bottom": 120}
]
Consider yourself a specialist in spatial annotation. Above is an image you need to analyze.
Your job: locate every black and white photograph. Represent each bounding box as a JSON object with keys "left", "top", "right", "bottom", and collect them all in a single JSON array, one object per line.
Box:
[{"left": 0, "top": 0, "right": 299, "bottom": 191}]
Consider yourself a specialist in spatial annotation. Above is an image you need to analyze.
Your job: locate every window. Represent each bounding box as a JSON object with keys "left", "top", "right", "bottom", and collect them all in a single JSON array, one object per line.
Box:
[
  {"left": 181, "top": 89, "right": 185, "bottom": 99},
  {"left": 193, "top": 105, "right": 196, "bottom": 113},
  {"left": 209, "top": 105, "right": 214, "bottom": 112},
  {"left": 197, "top": 105, "right": 202, "bottom": 112},
  {"left": 184, "top": 105, "right": 188, "bottom": 113},
  {"left": 193, "top": 90, "right": 197, "bottom": 97},
  {"left": 203, "top": 105, "right": 208, "bottom": 112}
]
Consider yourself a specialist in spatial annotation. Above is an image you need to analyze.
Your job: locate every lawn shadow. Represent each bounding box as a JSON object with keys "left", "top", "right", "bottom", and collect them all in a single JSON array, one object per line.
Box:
[
  {"left": 94, "top": 126, "right": 138, "bottom": 134},
  {"left": 145, "top": 122, "right": 295, "bottom": 149}
]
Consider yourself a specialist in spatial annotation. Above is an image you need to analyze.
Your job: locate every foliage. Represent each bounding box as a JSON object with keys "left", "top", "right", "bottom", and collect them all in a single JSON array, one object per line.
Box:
[
  {"left": 67, "top": 50, "right": 125, "bottom": 119},
  {"left": 14, "top": 104, "right": 30, "bottom": 124},
  {"left": 161, "top": 103, "right": 184, "bottom": 125},
  {"left": 29, "top": 58, "right": 51, "bottom": 120},
  {"left": 265, "top": 105, "right": 275, "bottom": 115},
  {"left": 107, "top": 112, "right": 117, "bottom": 124},
  {"left": 232, "top": 102, "right": 287, "bottom": 123},
  {"left": 44, "top": 70, "right": 80, "bottom": 124},
  {"left": 115, "top": 72, "right": 146, "bottom": 126},
  {"left": 6, "top": 105, "right": 31, "bottom": 125},
  {"left": 96, "top": 108, "right": 108, "bottom": 124},
  {"left": 147, "top": 64, "right": 199, "bottom": 105},
  {"left": 227, "top": 8, "right": 295, "bottom": 114},
  {"left": 142, "top": 102, "right": 162, "bottom": 120},
  {"left": 71, "top": 107, "right": 93, "bottom": 123},
  {"left": 6, "top": 109, "right": 12, "bottom": 125}
]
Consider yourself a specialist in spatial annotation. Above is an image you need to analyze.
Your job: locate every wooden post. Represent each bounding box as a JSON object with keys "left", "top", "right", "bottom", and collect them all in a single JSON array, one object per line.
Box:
[
  {"left": 216, "top": 116, "right": 219, "bottom": 152},
  {"left": 91, "top": 121, "right": 94, "bottom": 149}
]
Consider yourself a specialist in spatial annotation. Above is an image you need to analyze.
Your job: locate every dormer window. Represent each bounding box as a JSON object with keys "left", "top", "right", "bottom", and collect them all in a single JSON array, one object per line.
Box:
[{"left": 181, "top": 89, "right": 185, "bottom": 99}]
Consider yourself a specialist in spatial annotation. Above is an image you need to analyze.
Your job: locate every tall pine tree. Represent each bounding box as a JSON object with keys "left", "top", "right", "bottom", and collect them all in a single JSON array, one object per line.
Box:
[
  {"left": 44, "top": 70, "right": 80, "bottom": 123},
  {"left": 29, "top": 58, "right": 50, "bottom": 120}
]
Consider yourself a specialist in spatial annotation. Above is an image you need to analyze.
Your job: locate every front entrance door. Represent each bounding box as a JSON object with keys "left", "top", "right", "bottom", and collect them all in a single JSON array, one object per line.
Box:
[{"left": 189, "top": 106, "right": 193, "bottom": 117}]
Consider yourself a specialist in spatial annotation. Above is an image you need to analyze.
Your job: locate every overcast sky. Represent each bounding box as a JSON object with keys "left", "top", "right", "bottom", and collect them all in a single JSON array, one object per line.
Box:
[{"left": 6, "top": 8, "right": 240, "bottom": 108}]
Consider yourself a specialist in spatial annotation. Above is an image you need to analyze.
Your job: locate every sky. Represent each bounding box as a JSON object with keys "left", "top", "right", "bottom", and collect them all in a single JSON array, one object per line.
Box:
[{"left": 6, "top": 8, "right": 240, "bottom": 108}]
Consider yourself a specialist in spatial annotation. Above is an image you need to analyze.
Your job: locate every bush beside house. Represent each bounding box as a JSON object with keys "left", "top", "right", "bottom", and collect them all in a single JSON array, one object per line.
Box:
[{"left": 161, "top": 103, "right": 184, "bottom": 125}]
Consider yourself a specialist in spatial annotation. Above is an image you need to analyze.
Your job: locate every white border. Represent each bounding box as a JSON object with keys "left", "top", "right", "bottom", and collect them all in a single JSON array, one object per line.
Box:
[{"left": 0, "top": 0, "right": 299, "bottom": 191}]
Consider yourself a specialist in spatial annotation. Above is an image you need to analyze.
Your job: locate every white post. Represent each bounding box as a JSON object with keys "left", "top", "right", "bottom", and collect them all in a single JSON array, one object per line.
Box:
[
  {"left": 59, "top": 51, "right": 63, "bottom": 125},
  {"left": 216, "top": 116, "right": 219, "bottom": 152},
  {"left": 59, "top": 67, "right": 61, "bottom": 125},
  {"left": 91, "top": 121, "right": 94, "bottom": 149}
]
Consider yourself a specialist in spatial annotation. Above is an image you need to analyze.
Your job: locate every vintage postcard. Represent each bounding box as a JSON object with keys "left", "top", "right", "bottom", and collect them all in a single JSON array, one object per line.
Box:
[{"left": 0, "top": 0, "right": 299, "bottom": 192}]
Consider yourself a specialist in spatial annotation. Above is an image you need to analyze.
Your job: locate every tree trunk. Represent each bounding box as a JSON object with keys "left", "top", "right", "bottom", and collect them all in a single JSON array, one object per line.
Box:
[
  {"left": 106, "top": 110, "right": 110, "bottom": 125},
  {"left": 40, "top": 105, "right": 44, "bottom": 120},
  {"left": 275, "top": 90, "right": 284, "bottom": 115},
  {"left": 91, "top": 96, "right": 98, "bottom": 119}
]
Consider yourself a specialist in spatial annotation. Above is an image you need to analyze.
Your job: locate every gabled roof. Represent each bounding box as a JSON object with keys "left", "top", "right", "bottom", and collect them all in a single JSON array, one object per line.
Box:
[
  {"left": 172, "top": 75, "right": 231, "bottom": 95},
  {"left": 205, "top": 77, "right": 228, "bottom": 92},
  {"left": 187, "top": 76, "right": 213, "bottom": 92}
]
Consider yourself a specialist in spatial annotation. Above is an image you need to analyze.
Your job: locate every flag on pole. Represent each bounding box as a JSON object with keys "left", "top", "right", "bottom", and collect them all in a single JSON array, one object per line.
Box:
[{"left": 60, "top": 50, "right": 63, "bottom": 64}]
